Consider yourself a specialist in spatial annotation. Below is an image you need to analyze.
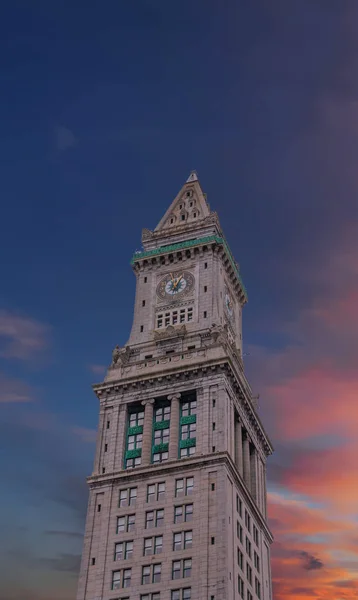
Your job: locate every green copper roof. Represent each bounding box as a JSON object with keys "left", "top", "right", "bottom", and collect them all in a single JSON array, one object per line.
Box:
[{"left": 130, "top": 235, "right": 248, "bottom": 300}]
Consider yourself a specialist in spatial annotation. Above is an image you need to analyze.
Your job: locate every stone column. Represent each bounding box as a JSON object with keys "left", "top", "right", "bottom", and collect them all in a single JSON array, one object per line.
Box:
[
  {"left": 235, "top": 418, "right": 244, "bottom": 477},
  {"left": 242, "top": 431, "right": 251, "bottom": 492},
  {"left": 263, "top": 463, "right": 268, "bottom": 519},
  {"left": 93, "top": 410, "right": 105, "bottom": 475},
  {"left": 168, "top": 393, "right": 181, "bottom": 460},
  {"left": 250, "top": 445, "right": 258, "bottom": 503},
  {"left": 141, "top": 399, "right": 155, "bottom": 466}
]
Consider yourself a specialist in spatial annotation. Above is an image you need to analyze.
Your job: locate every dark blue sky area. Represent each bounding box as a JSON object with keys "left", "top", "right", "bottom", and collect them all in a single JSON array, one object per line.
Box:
[{"left": 0, "top": 2, "right": 358, "bottom": 599}]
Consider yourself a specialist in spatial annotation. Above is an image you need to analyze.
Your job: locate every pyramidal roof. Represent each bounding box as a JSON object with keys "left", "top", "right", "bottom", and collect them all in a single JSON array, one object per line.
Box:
[{"left": 154, "top": 171, "right": 211, "bottom": 232}]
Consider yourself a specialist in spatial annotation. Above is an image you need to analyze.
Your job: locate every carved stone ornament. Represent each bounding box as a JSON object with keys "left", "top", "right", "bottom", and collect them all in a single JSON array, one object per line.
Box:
[
  {"left": 141, "top": 228, "right": 154, "bottom": 241},
  {"left": 154, "top": 324, "right": 187, "bottom": 341},
  {"left": 110, "top": 345, "right": 131, "bottom": 368}
]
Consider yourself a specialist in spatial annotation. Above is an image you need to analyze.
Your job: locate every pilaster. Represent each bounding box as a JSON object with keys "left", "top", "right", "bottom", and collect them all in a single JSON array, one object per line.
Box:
[
  {"left": 141, "top": 398, "right": 155, "bottom": 466},
  {"left": 243, "top": 432, "right": 251, "bottom": 492},
  {"left": 168, "top": 392, "right": 181, "bottom": 460},
  {"left": 235, "top": 419, "right": 243, "bottom": 477}
]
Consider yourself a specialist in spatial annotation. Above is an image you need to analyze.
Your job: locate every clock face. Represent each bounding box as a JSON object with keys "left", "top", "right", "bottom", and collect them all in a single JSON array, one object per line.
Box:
[
  {"left": 225, "top": 292, "right": 234, "bottom": 320},
  {"left": 157, "top": 271, "right": 195, "bottom": 300}
]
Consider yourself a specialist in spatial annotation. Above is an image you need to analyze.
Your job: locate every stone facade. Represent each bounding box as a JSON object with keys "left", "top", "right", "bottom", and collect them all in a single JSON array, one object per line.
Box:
[{"left": 76, "top": 172, "right": 274, "bottom": 600}]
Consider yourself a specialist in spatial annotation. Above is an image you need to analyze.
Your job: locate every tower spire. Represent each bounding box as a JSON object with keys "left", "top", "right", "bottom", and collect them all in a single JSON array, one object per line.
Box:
[
  {"left": 154, "top": 171, "right": 210, "bottom": 232},
  {"left": 186, "top": 170, "right": 198, "bottom": 182}
]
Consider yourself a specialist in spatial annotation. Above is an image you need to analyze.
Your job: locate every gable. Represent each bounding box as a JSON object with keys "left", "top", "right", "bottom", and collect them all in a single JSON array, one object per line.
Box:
[{"left": 154, "top": 171, "right": 212, "bottom": 232}]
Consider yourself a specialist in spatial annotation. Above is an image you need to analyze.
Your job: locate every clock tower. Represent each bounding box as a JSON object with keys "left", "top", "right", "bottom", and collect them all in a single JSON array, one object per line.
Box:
[{"left": 76, "top": 172, "right": 274, "bottom": 600}]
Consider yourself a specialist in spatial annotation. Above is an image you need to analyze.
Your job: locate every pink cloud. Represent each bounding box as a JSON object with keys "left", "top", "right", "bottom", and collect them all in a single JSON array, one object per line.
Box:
[
  {"left": 0, "top": 374, "right": 33, "bottom": 403},
  {"left": 71, "top": 426, "right": 97, "bottom": 443},
  {"left": 88, "top": 364, "right": 106, "bottom": 375},
  {"left": 0, "top": 310, "right": 50, "bottom": 361}
]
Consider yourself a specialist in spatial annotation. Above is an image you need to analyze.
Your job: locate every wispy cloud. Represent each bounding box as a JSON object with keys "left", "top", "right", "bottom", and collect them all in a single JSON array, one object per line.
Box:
[
  {"left": 0, "top": 310, "right": 50, "bottom": 361},
  {"left": 0, "top": 374, "right": 33, "bottom": 403},
  {"left": 54, "top": 125, "right": 77, "bottom": 151},
  {"left": 44, "top": 530, "right": 83, "bottom": 540},
  {"left": 88, "top": 364, "right": 106, "bottom": 375},
  {"left": 72, "top": 426, "right": 97, "bottom": 444}
]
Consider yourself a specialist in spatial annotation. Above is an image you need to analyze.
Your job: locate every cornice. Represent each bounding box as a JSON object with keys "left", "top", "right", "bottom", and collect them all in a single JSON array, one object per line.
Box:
[
  {"left": 87, "top": 452, "right": 273, "bottom": 544},
  {"left": 130, "top": 234, "right": 248, "bottom": 304},
  {"left": 93, "top": 357, "right": 273, "bottom": 456}
]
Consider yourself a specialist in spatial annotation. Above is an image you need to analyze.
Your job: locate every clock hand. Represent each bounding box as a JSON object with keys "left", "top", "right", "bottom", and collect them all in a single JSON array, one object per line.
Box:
[{"left": 173, "top": 274, "right": 183, "bottom": 290}]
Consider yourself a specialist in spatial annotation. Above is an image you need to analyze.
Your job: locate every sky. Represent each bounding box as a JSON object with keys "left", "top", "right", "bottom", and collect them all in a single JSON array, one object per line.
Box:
[{"left": 0, "top": 1, "right": 357, "bottom": 599}]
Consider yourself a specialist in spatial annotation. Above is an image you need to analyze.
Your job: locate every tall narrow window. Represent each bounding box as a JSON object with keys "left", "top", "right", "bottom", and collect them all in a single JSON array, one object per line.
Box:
[
  {"left": 125, "top": 408, "right": 144, "bottom": 469},
  {"left": 152, "top": 403, "right": 170, "bottom": 463},
  {"left": 179, "top": 395, "right": 197, "bottom": 459}
]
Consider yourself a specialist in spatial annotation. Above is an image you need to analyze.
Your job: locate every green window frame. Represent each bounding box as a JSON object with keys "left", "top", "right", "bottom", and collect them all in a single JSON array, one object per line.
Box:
[
  {"left": 152, "top": 401, "right": 170, "bottom": 464},
  {"left": 179, "top": 397, "right": 197, "bottom": 458},
  {"left": 125, "top": 407, "right": 144, "bottom": 469}
]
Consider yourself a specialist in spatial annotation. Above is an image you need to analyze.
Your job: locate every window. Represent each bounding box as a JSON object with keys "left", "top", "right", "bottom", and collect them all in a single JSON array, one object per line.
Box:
[
  {"left": 141, "top": 594, "right": 161, "bottom": 600},
  {"left": 146, "top": 509, "right": 164, "bottom": 528},
  {"left": 181, "top": 399, "right": 196, "bottom": 417},
  {"left": 111, "top": 568, "right": 132, "bottom": 590},
  {"left": 142, "top": 300, "right": 146, "bottom": 306},
  {"left": 180, "top": 422, "right": 196, "bottom": 440},
  {"left": 246, "top": 537, "right": 252, "bottom": 559},
  {"left": 153, "top": 448, "right": 169, "bottom": 463},
  {"left": 211, "top": 537, "right": 215, "bottom": 545},
  {"left": 102, "top": 467, "right": 106, "bottom": 473},
  {"left": 144, "top": 535, "right": 163, "bottom": 555},
  {"left": 237, "top": 548, "right": 243, "bottom": 570},
  {"left": 129, "top": 411, "right": 144, "bottom": 427},
  {"left": 180, "top": 398, "right": 197, "bottom": 458},
  {"left": 91, "top": 557, "right": 95, "bottom": 565},
  {"left": 203, "top": 311, "right": 207, "bottom": 318},
  {"left": 238, "top": 575, "right": 244, "bottom": 599},
  {"left": 253, "top": 524, "right": 259, "bottom": 546},
  {"left": 254, "top": 551, "right": 260, "bottom": 572},
  {"left": 107, "top": 420, "right": 110, "bottom": 429},
  {"left": 144, "top": 277, "right": 147, "bottom": 283},
  {"left": 140, "top": 325, "right": 144, "bottom": 332},
  {"left": 127, "top": 432, "right": 143, "bottom": 450},
  {"left": 174, "top": 504, "right": 193, "bottom": 524},
  {"left": 114, "top": 541, "right": 133, "bottom": 561},
  {"left": 181, "top": 214, "right": 185, "bottom": 221},
  {"left": 247, "top": 592, "right": 253, "bottom": 600},
  {"left": 171, "top": 590, "right": 191, "bottom": 600},
  {"left": 156, "top": 307, "right": 193, "bottom": 329},
  {"left": 172, "top": 559, "right": 192, "bottom": 579},
  {"left": 204, "top": 285, "right": 207, "bottom": 292},
  {"left": 236, "top": 495, "right": 242, "bottom": 517},
  {"left": 147, "top": 482, "right": 166, "bottom": 502},
  {"left": 119, "top": 487, "right": 137, "bottom": 508},
  {"left": 97, "top": 504, "right": 101, "bottom": 513},
  {"left": 175, "top": 477, "right": 194, "bottom": 497},
  {"left": 142, "top": 566, "right": 150, "bottom": 585},
  {"left": 152, "top": 407, "right": 170, "bottom": 463},
  {"left": 255, "top": 578, "right": 261, "bottom": 599},
  {"left": 112, "top": 570, "right": 121, "bottom": 590},
  {"left": 173, "top": 530, "right": 193, "bottom": 551},
  {"left": 204, "top": 262, "right": 208, "bottom": 269},
  {"left": 142, "top": 564, "right": 162, "bottom": 584},
  {"left": 245, "top": 510, "right": 251, "bottom": 532},
  {"left": 211, "top": 483, "right": 215, "bottom": 491},
  {"left": 237, "top": 522, "right": 243, "bottom": 543},
  {"left": 116, "top": 514, "right": 135, "bottom": 534},
  {"left": 104, "top": 443, "right": 108, "bottom": 452},
  {"left": 212, "top": 422, "right": 215, "bottom": 431},
  {"left": 155, "top": 405, "right": 171, "bottom": 422},
  {"left": 246, "top": 563, "right": 252, "bottom": 585}
]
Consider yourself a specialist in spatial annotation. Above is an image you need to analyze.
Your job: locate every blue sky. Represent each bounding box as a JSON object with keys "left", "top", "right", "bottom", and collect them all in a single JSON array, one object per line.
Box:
[{"left": 1, "top": 2, "right": 358, "bottom": 599}]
